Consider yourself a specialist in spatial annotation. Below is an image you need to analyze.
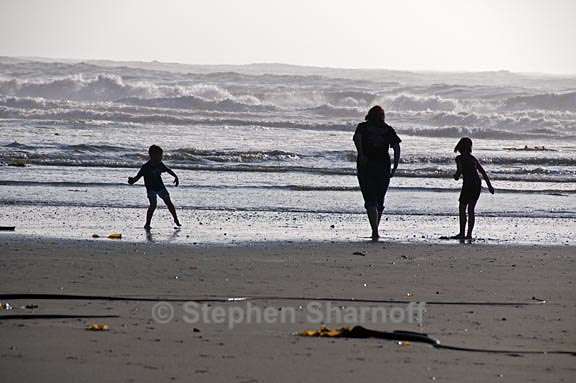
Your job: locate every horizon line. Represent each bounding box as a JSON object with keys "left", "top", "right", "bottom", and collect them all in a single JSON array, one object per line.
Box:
[{"left": 3, "top": 54, "right": 576, "bottom": 78}]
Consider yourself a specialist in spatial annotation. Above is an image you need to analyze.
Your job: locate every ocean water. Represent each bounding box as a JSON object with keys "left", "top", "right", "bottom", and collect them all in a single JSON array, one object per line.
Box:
[{"left": 0, "top": 58, "right": 575, "bottom": 244}]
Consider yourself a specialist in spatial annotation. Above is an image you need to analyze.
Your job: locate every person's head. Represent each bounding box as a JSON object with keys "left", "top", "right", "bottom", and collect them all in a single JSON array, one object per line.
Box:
[
  {"left": 454, "top": 137, "right": 473, "bottom": 154},
  {"left": 365, "top": 105, "right": 385, "bottom": 124},
  {"left": 148, "top": 145, "right": 163, "bottom": 162}
]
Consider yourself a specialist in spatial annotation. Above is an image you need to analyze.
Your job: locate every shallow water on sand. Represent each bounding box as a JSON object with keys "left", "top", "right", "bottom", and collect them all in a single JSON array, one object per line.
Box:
[{"left": 1, "top": 206, "right": 574, "bottom": 246}]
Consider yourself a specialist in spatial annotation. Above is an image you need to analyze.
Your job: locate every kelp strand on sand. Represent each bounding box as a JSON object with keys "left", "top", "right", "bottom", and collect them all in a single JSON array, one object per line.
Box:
[
  {"left": 1, "top": 294, "right": 572, "bottom": 356},
  {"left": 0, "top": 293, "right": 546, "bottom": 306},
  {"left": 299, "top": 326, "right": 576, "bottom": 356},
  {"left": 0, "top": 314, "right": 118, "bottom": 320}
]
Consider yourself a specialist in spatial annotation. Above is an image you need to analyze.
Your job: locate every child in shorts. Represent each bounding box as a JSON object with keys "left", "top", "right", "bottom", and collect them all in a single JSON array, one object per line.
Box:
[{"left": 128, "top": 145, "right": 181, "bottom": 229}]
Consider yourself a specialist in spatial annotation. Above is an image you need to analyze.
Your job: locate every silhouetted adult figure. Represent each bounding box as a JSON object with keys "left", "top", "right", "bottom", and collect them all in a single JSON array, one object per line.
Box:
[{"left": 353, "top": 106, "right": 401, "bottom": 240}]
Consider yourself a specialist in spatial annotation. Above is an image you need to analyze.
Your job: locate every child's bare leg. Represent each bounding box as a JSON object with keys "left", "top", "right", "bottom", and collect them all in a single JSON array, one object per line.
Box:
[
  {"left": 145, "top": 199, "right": 157, "bottom": 229},
  {"left": 451, "top": 202, "right": 467, "bottom": 239},
  {"left": 164, "top": 197, "right": 181, "bottom": 226},
  {"left": 466, "top": 200, "right": 477, "bottom": 239}
]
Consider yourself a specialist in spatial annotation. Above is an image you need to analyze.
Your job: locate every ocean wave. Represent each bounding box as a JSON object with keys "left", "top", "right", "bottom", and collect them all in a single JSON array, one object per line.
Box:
[
  {"left": 1, "top": 179, "right": 573, "bottom": 196},
  {"left": 502, "top": 91, "right": 576, "bottom": 112},
  {"left": 391, "top": 109, "right": 575, "bottom": 138},
  {"left": 379, "top": 94, "right": 458, "bottom": 112},
  {"left": 2, "top": 91, "right": 575, "bottom": 142},
  {"left": 167, "top": 148, "right": 300, "bottom": 162},
  {"left": 0, "top": 103, "right": 354, "bottom": 131},
  {"left": 302, "top": 104, "right": 363, "bottom": 117},
  {"left": 1, "top": 65, "right": 576, "bottom": 148},
  {"left": 8, "top": 98, "right": 573, "bottom": 142},
  {"left": 1, "top": 155, "right": 574, "bottom": 183},
  {"left": 396, "top": 125, "right": 574, "bottom": 140},
  {"left": 3, "top": 104, "right": 574, "bottom": 141},
  {"left": 402, "top": 155, "right": 576, "bottom": 167},
  {"left": 62, "top": 143, "right": 132, "bottom": 153},
  {"left": 118, "top": 95, "right": 276, "bottom": 113},
  {"left": 3, "top": 142, "right": 576, "bottom": 168},
  {"left": 422, "top": 110, "right": 566, "bottom": 130},
  {"left": 0, "top": 74, "right": 164, "bottom": 101},
  {"left": 311, "top": 150, "right": 576, "bottom": 167},
  {"left": 0, "top": 96, "right": 68, "bottom": 109},
  {"left": 4, "top": 141, "right": 37, "bottom": 150},
  {"left": 0, "top": 75, "right": 263, "bottom": 106},
  {"left": 402, "top": 83, "right": 528, "bottom": 99}
]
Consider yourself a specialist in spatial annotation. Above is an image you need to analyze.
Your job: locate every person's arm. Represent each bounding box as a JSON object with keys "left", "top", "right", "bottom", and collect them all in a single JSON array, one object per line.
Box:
[
  {"left": 390, "top": 143, "right": 400, "bottom": 178},
  {"left": 389, "top": 127, "right": 402, "bottom": 178},
  {"left": 164, "top": 165, "right": 179, "bottom": 187},
  {"left": 128, "top": 167, "right": 144, "bottom": 185},
  {"left": 353, "top": 128, "right": 367, "bottom": 164},
  {"left": 453, "top": 157, "right": 462, "bottom": 180},
  {"left": 476, "top": 160, "right": 494, "bottom": 194}
]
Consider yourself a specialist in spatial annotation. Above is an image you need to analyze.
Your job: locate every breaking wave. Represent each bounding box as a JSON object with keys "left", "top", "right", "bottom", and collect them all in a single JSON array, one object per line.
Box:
[
  {"left": 502, "top": 91, "right": 576, "bottom": 112},
  {"left": 0, "top": 74, "right": 165, "bottom": 101},
  {"left": 118, "top": 95, "right": 276, "bottom": 113},
  {"left": 166, "top": 148, "right": 300, "bottom": 162},
  {"left": 3, "top": 142, "right": 575, "bottom": 174},
  {"left": 0, "top": 75, "right": 263, "bottom": 106},
  {"left": 380, "top": 94, "right": 458, "bottom": 111}
]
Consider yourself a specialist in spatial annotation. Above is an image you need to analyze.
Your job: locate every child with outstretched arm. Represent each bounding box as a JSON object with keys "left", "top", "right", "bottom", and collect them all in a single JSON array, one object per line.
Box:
[
  {"left": 452, "top": 137, "right": 494, "bottom": 239},
  {"left": 128, "top": 145, "right": 181, "bottom": 229}
]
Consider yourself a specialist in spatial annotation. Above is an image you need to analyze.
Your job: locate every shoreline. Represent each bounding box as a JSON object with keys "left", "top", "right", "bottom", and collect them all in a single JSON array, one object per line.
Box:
[
  {"left": 2, "top": 231, "right": 575, "bottom": 250},
  {"left": 2, "top": 205, "right": 575, "bottom": 247}
]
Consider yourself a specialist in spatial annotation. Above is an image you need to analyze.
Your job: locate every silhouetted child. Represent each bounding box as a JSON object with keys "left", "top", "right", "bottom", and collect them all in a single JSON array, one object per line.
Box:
[
  {"left": 452, "top": 137, "right": 494, "bottom": 239},
  {"left": 128, "top": 145, "right": 181, "bottom": 229}
]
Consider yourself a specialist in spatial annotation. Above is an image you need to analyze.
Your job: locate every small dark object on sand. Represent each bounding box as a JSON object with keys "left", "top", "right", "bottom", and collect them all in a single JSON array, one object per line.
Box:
[
  {"left": 353, "top": 251, "right": 366, "bottom": 256},
  {"left": 8, "top": 159, "right": 26, "bottom": 167},
  {"left": 0, "top": 226, "right": 15, "bottom": 231}
]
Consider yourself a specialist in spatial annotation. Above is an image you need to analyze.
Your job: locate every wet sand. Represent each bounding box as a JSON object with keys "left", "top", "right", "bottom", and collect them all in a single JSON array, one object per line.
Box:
[
  {"left": 0, "top": 235, "right": 575, "bottom": 382},
  {"left": 2, "top": 205, "right": 575, "bottom": 245}
]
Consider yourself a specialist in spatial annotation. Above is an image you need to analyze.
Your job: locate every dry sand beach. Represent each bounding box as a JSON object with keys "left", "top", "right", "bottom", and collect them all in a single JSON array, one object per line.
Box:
[{"left": 1, "top": 235, "right": 575, "bottom": 382}]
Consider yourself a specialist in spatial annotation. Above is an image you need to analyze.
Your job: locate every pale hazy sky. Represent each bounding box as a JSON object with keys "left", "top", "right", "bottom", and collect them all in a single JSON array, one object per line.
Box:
[{"left": 1, "top": 0, "right": 575, "bottom": 74}]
